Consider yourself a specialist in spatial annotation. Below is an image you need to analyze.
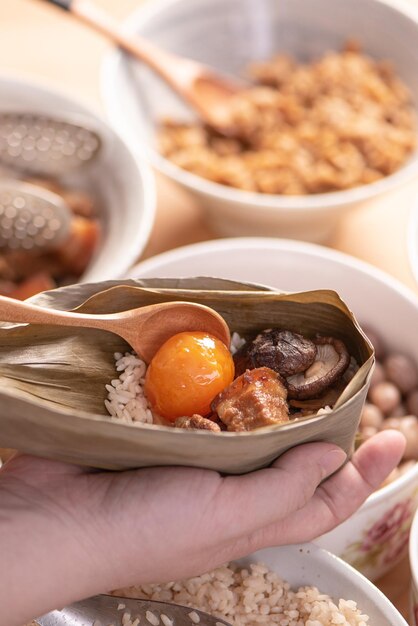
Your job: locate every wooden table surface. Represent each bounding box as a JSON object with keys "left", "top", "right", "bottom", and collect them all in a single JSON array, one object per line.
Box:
[{"left": 1, "top": 0, "right": 418, "bottom": 623}]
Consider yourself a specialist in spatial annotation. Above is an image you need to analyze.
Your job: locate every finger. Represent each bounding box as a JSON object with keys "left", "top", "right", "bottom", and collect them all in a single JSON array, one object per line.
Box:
[
  {"left": 254, "top": 430, "right": 406, "bottom": 546},
  {"left": 214, "top": 442, "right": 347, "bottom": 538}
]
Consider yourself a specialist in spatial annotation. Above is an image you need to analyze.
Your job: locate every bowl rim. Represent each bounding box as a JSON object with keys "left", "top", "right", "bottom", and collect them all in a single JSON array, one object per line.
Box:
[
  {"left": 102, "top": 0, "right": 418, "bottom": 212},
  {"left": 410, "top": 507, "right": 418, "bottom": 590},
  {"left": 0, "top": 71, "right": 156, "bottom": 281},
  {"left": 128, "top": 236, "right": 418, "bottom": 508}
]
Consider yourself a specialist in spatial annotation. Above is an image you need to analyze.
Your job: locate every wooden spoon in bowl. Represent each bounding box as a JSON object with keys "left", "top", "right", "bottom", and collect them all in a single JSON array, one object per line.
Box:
[
  {"left": 38, "top": 0, "right": 245, "bottom": 135},
  {"left": 0, "top": 295, "right": 231, "bottom": 362}
]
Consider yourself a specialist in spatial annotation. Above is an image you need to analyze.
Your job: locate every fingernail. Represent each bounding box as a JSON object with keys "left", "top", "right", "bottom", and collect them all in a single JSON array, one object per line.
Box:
[{"left": 319, "top": 449, "right": 347, "bottom": 478}]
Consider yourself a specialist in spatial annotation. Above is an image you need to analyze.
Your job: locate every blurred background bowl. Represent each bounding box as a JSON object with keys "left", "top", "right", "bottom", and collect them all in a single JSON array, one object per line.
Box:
[
  {"left": 103, "top": 0, "right": 418, "bottom": 243},
  {"left": 129, "top": 236, "right": 418, "bottom": 580},
  {"left": 410, "top": 505, "right": 418, "bottom": 624},
  {"left": 0, "top": 74, "right": 155, "bottom": 284},
  {"left": 234, "top": 543, "right": 407, "bottom": 625},
  {"left": 408, "top": 196, "right": 418, "bottom": 288}
]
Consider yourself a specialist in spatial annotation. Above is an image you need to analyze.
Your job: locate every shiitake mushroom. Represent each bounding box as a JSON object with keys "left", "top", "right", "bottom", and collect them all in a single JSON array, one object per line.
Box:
[
  {"left": 234, "top": 329, "right": 317, "bottom": 377},
  {"left": 234, "top": 330, "right": 350, "bottom": 401},
  {"left": 286, "top": 336, "right": 350, "bottom": 400}
]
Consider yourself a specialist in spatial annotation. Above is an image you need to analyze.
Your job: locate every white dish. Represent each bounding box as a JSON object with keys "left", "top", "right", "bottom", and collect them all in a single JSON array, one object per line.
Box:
[
  {"left": 129, "top": 237, "right": 418, "bottom": 580},
  {"left": 0, "top": 74, "right": 156, "bottom": 283},
  {"left": 102, "top": 0, "right": 418, "bottom": 243}
]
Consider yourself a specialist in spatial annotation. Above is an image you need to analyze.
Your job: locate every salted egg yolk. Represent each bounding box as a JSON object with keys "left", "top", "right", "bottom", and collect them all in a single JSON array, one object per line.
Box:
[{"left": 144, "top": 331, "right": 235, "bottom": 421}]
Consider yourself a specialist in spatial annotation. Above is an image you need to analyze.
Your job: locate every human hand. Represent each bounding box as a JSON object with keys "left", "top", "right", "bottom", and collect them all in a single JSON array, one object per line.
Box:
[{"left": 0, "top": 430, "right": 405, "bottom": 626}]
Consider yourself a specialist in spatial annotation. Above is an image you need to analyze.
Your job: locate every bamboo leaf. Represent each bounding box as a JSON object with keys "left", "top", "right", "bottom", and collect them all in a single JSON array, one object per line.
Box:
[{"left": 0, "top": 278, "right": 373, "bottom": 473}]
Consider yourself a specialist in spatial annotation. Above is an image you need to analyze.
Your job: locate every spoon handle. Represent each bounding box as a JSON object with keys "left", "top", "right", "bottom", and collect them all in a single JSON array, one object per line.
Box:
[
  {"left": 41, "top": 0, "right": 201, "bottom": 90},
  {"left": 44, "top": 0, "right": 71, "bottom": 9},
  {"left": 45, "top": 0, "right": 71, "bottom": 8},
  {"left": 0, "top": 294, "right": 113, "bottom": 330}
]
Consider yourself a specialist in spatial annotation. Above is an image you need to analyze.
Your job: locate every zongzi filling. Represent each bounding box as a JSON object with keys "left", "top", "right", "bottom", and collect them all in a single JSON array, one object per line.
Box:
[{"left": 105, "top": 328, "right": 357, "bottom": 433}]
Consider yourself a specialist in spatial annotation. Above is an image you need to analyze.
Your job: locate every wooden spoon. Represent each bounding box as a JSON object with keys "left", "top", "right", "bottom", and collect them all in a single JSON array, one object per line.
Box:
[
  {"left": 0, "top": 296, "right": 231, "bottom": 362},
  {"left": 39, "top": 0, "right": 244, "bottom": 134}
]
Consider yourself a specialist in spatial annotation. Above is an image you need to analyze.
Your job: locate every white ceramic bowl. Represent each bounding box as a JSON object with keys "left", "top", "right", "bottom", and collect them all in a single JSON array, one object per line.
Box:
[
  {"left": 103, "top": 0, "right": 418, "bottom": 243},
  {"left": 234, "top": 543, "right": 407, "bottom": 625},
  {"left": 0, "top": 74, "right": 155, "bottom": 283},
  {"left": 408, "top": 197, "right": 418, "bottom": 288},
  {"left": 410, "top": 506, "right": 418, "bottom": 625},
  {"left": 129, "top": 237, "right": 418, "bottom": 580}
]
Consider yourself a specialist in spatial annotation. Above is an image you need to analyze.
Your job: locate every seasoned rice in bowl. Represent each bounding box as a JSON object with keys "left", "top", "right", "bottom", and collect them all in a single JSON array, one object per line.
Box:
[
  {"left": 103, "top": 0, "right": 418, "bottom": 242},
  {"left": 113, "top": 544, "right": 407, "bottom": 625},
  {"left": 116, "top": 563, "right": 369, "bottom": 625},
  {"left": 159, "top": 43, "right": 417, "bottom": 196}
]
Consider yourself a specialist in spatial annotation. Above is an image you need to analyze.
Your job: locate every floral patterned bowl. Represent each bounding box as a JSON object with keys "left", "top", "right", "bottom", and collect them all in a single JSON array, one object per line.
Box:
[
  {"left": 316, "top": 473, "right": 418, "bottom": 581},
  {"left": 130, "top": 237, "right": 418, "bottom": 580},
  {"left": 409, "top": 505, "right": 418, "bottom": 624}
]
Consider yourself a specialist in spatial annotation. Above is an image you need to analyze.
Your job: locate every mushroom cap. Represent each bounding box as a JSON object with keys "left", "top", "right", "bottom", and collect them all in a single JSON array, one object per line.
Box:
[
  {"left": 243, "top": 328, "right": 317, "bottom": 377},
  {"left": 286, "top": 336, "right": 350, "bottom": 400}
]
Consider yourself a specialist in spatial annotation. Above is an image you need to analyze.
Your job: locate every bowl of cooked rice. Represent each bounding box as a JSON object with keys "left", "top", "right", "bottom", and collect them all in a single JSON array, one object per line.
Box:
[
  {"left": 102, "top": 0, "right": 418, "bottom": 243},
  {"left": 113, "top": 543, "right": 407, "bottom": 625}
]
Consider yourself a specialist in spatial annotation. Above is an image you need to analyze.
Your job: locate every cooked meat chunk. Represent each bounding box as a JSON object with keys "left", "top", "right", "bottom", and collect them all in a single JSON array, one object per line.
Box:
[
  {"left": 234, "top": 329, "right": 317, "bottom": 377},
  {"left": 212, "top": 367, "right": 289, "bottom": 432},
  {"left": 174, "top": 414, "right": 221, "bottom": 432}
]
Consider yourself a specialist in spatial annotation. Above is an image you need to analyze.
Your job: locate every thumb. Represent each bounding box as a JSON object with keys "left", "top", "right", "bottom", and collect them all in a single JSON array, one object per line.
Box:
[
  {"left": 271, "top": 443, "right": 347, "bottom": 515},
  {"left": 219, "top": 442, "right": 347, "bottom": 538}
]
